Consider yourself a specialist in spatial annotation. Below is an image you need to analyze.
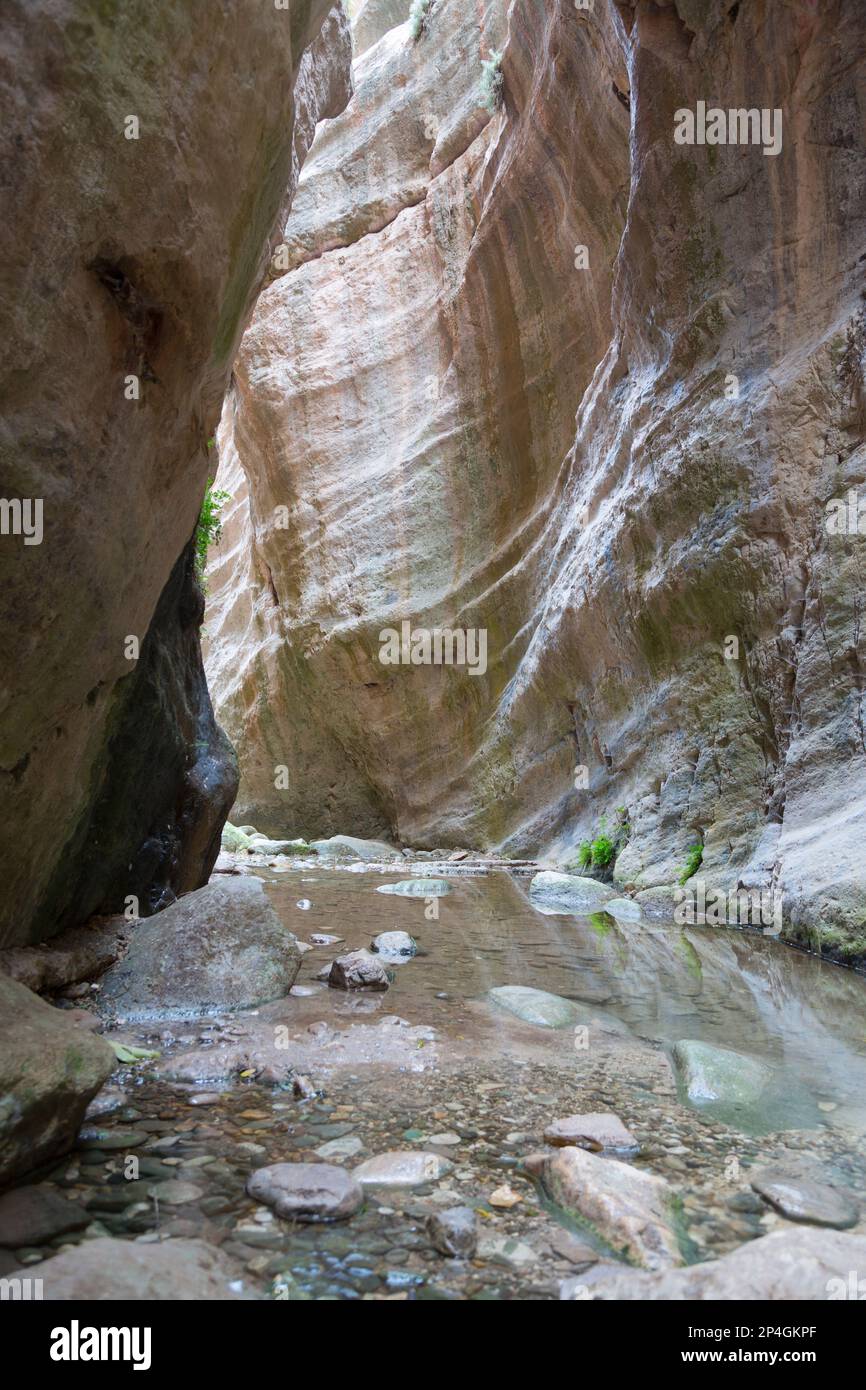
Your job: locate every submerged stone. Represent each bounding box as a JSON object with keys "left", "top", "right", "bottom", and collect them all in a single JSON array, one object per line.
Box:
[
  {"left": 0, "top": 1186, "right": 89, "bottom": 1247},
  {"left": 353, "top": 1151, "right": 454, "bottom": 1187},
  {"left": 427, "top": 1206, "right": 478, "bottom": 1258},
  {"left": 671, "top": 1039, "right": 773, "bottom": 1109},
  {"left": 376, "top": 879, "right": 451, "bottom": 896},
  {"left": 487, "top": 985, "right": 578, "bottom": 1028}
]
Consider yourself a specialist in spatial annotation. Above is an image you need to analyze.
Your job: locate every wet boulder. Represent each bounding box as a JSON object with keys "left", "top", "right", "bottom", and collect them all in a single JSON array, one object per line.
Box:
[
  {"left": 98, "top": 877, "right": 300, "bottom": 1020},
  {"left": 328, "top": 949, "right": 390, "bottom": 991},
  {"left": 371, "top": 930, "right": 416, "bottom": 960},
  {"left": 529, "top": 872, "right": 615, "bottom": 911}
]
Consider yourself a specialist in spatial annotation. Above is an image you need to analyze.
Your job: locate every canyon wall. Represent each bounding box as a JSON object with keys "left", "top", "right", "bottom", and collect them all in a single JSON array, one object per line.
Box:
[
  {"left": 206, "top": 0, "right": 866, "bottom": 961},
  {"left": 0, "top": 0, "right": 352, "bottom": 948}
]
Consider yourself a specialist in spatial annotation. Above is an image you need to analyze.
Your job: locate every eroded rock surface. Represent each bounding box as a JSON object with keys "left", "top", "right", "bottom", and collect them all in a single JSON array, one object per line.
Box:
[
  {"left": 206, "top": 0, "right": 866, "bottom": 960},
  {"left": 0, "top": 0, "right": 353, "bottom": 948}
]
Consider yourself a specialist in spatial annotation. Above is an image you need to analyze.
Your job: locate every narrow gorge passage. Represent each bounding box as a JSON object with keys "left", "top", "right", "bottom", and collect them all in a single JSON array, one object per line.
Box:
[{"left": 1, "top": 0, "right": 866, "bottom": 1331}]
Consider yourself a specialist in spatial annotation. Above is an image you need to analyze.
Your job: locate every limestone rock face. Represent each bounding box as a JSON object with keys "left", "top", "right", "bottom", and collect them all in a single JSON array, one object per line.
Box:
[
  {"left": 206, "top": 0, "right": 866, "bottom": 959},
  {"left": 0, "top": 0, "right": 353, "bottom": 947}
]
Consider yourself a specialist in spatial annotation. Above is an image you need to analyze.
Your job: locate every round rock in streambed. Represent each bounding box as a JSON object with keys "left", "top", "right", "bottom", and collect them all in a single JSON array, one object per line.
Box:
[
  {"left": 750, "top": 1171, "right": 859, "bottom": 1230},
  {"left": 371, "top": 931, "right": 417, "bottom": 960},
  {"left": 544, "top": 1113, "right": 639, "bottom": 1155},
  {"left": 246, "top": 1163, "right": 364, "bottom": 1223},
  {"left": 671, "top": 1039, "right": 773, "bottom": 1108},
  {"left": 426, "top": 1206, "right": 478, "bottom": 1258},
  {"left": 603, "top": 897, "right": 643, "bottom": 922},
  {"left": 376, "top": 879, "right": 451, "bottom": 896},
  {"left": 328, "top": 949, "right": 391, "bottom": 991},
  {"left": 353, "top": 1151, "right": 454, "bottom": 1187},
  {"left": 528, "top": 871, "right": 615, "bottom": 911},
  {"left": 487, "top": 985, "right": 578, "bottom": 1029}
]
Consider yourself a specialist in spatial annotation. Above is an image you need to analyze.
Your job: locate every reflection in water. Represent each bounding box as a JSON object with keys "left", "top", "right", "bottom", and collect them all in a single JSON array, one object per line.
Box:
[{"left": 262, "top": 865, "right": 866, "bottom": 1135}]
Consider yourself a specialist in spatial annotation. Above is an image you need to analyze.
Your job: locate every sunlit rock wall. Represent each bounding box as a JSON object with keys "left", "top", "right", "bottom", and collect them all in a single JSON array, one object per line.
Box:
[{"left": 207, "top": 0, "right": 866, "bottom": 960}]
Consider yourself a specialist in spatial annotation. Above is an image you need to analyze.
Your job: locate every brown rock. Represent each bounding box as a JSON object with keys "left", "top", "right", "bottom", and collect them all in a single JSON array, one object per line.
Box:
[
  {"left": 544, "top": 1113, "right": 639, "bottom": 1155},
  {"left": 328, "top": 949, "right": 390, "bottom": 991},
  {"left": 538, "top": 1146, "right": 681, "bottom": 1272},
  {"left": 203, "top": 0, "right": 866, "bottom": 960}
]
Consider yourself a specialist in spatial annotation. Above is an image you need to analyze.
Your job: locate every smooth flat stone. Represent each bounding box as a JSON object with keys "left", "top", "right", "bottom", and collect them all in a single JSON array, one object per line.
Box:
[
  {"left": 487, "top": 985, "right": 578, "bottom": 1029},
  {"left": 376, "top": 880, "right": 451, "bottom": 896},
  {"left": 672, "top": 1039, "right": 773, "bottom": 1107},
  {"left": 751, "top": 1171, "right": 859, "bottom": 1229},
  {"left": 544, "top": 1113, "right": 639, "bottom": 1155},
  {"left": 314, "top": 1135, "right": 364, "bottom": 1160},
  {"left": 246, "top": 1163, "right": 363, "bottom": 1223},
  {"left": 353, "top": 1151, "right": 454, "bottom": 1187}
]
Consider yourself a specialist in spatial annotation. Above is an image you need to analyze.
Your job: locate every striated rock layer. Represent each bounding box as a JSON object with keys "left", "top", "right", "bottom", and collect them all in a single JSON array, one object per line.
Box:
[
  {"left": 207, "top": 0, "right": 866, "bottom": 960},
  {"left": 0, "top": 1, "right": 353, "bottom": 947}
]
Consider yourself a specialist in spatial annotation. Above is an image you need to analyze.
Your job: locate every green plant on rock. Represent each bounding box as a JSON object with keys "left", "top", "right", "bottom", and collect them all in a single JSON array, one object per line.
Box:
[
  {"left": 590, "top": 833, "right": 616, "bottom": 868},
  {"left": 409, "top": 0, "right": 432, "bottom": 40},
  {"left": 577, "top": 841, "right": 593, "bottom": 870},
  {"left": 195, "top": 477, "right": 230, "bottom": 583},
  {"left": 480, "top": 50, "right": 504, "bottom": 112},
  {"left": 679, "top": 843, "right": 704, "bottom": 885}
]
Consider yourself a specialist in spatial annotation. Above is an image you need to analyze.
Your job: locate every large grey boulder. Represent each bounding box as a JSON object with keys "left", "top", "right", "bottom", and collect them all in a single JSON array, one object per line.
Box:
[
  {"left": 0, "top": 975, "right": 114, "bottom": 1186},
  {"left": 98, "top": 877, "right": 300, "bottom": 1020},
  {"left": 310, "top": 835, "right": 403, "bottom": 862}
]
